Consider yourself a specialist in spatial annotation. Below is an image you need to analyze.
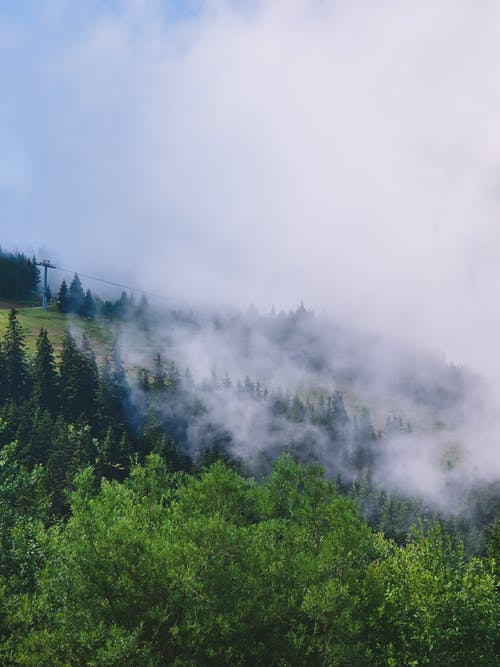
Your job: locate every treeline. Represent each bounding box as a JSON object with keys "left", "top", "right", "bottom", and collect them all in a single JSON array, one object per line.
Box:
[
  {"left": 56, "top": 274, "right": 95, "bottom": 317},
  {"left": 56, "top": 272, "right": 148, "bottom": 320},
  {"left": 0, "top": 308, "right": 497, "bottom": 549},
  {"left": 0, "top": 248, "right": 39, "bottom": 300}
]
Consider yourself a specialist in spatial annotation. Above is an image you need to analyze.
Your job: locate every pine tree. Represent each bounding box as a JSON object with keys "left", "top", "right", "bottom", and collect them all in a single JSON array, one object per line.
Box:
[
  {"left": 152, "top": 353, "right": 166, "bottom": 391},
  {"left": 96, "top": 427, "right": 131, "bottom": 481},
  {"left": 33, "top": 328, "right": 59, "bottom": 413},
  {"left": 57, "top": 280, "right": 70, "bottom": 313},
  {"left": 115, "top": 291, "right": 129, "bottom": 319},
  {"left": 0, "top": 248, "right": 39, "bottom": 299},
  {"left": 68, "top": 274, "right": 85, "bottom": 314},
  {"left": 45, "top": 416, "right": 72, "bottom": 515},
  {"left": 3, "top": 308, "right": 29, "bottom": 401},
  {"left": 81, "top": 289, "right": 96, "bottom": 319},
  {"left": 59, "top": 332, "right": 97, "bottom": 421},
  {"left": 0, "top": 340, "right": 6, "bottom": 405},
  {"left": 23, "top": 408, "right": 54, "bottom": 468},
  {"left": 351, "top": 407, "right": 376, "bottom": 470},
  {"left": 95, "top": 343, "right": 129, "bottom": 433}
]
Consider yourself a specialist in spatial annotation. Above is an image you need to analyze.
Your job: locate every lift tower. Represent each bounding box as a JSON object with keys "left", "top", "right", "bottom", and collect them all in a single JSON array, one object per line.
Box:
[{"left": 36, "top": 259, "right": 55, "bottom": 310}]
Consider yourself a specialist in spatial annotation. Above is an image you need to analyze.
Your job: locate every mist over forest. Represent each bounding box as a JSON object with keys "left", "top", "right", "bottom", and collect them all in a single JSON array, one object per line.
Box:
[
  {"left": 0, "top": 258, "right": 498, "bottom": 664},
  {"left": 110, "top": 295, "right": 494, "bottom": 510},
  {"left": 1, "top": 0, "right": 499, "bottom": 664}
]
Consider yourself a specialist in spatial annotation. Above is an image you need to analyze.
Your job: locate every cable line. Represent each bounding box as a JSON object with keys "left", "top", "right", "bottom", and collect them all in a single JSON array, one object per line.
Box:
[{"left": 51, "top": 265, "right": 170, "bottom": 303}]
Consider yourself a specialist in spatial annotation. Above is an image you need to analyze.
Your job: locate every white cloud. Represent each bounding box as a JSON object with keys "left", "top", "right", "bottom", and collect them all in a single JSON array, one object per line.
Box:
[{"left": 2, "top": 0, "right": 500, "bottom": 379}]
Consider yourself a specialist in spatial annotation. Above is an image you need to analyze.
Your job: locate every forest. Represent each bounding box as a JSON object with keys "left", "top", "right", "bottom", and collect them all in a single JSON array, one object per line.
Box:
[
  {"left": 0, "top": 252, "right": 498, "bottom": 665},
  {"left": 0, "top": 249, "right": 39, "bottom": 302}
]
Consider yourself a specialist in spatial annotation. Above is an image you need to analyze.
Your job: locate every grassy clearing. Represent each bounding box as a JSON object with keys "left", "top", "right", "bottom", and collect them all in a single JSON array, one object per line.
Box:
[{"left": 0, "top": 306, "right": 114, "bottom": 361}]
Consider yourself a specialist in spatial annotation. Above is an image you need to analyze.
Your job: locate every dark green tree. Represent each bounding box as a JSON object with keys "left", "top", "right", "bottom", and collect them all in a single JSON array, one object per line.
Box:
[
  {"left": 68, "top": 274, "right": 85, "bottom": 314},
  {"left": 0, "top": 341, "right": 6, "bottom": 404},
  {"left": 33, "top": 328, "right": 59, "bottom": 413},
  {"left": 350, "top": 406, "right": 376, "bottom": 470},
  {"left": 95, "top": 344, "right": 129, "bottom": 434},
  {"left": 56, "top": 280, "right": 70, "bottom": 313},
  {"left": 0, "top": 248, "right": 39, "bottom": 299},
  {"left": 3, "top": 308, "right": 30, "bottom": 401},
  {"left": 0, "top": 439, "right": 48, "bottom": 599},
  {"left": 81, "top": 289, "right": 96, "bottom": 319},
  {"left": 95, "top": 427, "right": 133, "bottom": 481},
  {"left": 486, "top": 509, "right": 500, "bottom": 578},
  {"left": 19, "top": 408, "right": 55, "bottom": 468},
  {"left": 59, "top": 332, "right": 97, "bottom": 421}
]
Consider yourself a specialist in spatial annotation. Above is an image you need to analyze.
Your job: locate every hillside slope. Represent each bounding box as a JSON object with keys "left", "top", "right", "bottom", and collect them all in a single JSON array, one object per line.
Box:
[{"left": 0, "top": 305, "right": 113, "bottom": 359}]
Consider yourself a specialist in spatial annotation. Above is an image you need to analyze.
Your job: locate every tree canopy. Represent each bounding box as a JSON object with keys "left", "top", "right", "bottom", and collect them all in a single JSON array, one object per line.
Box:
[
  {"left": 2, "top": 456, "right": 497, "bottom": 666},
  {"left": 0, "top": 248, "right": 39, "bottom": 300}
]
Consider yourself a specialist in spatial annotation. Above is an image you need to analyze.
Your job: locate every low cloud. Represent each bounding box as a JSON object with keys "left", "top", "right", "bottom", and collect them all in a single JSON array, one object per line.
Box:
[
  {"left": 3, "top": 1, "right": 500, "bottom": 505},
  {"left": 3, "top": 1, "right": 500, "bottom": 372}
]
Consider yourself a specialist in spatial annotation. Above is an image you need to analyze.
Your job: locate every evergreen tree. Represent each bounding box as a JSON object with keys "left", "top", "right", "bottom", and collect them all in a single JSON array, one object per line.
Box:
[
  {"left": 56, "top": 280, "right": 70, "bottom": 313},
  {"left": 151, "top": 353, "right": 166, "bottom": 391},
  {"left": 165, "top": 360, "right": 181, "bottom": 393},
  {"left": 351, "top": 406, "right": 376, "bottom": 470},
  {"left": 115, "top": 291, "right": 129, "bottom": 319},
  {"left": 68, "top": 274, "right": 85, "bottom": 314},
  {"left": 59, "top": 332, "right": 78, "bottom": 418},
  {"left": 44, "top": 416, "right": 73, "bottom": 515},
  {"left": 81, "top": 333, "right": 98, "bottom": 391},
  {"left": 0, "top": 440, "right": 48, "bottom": 599},
  {"left": 0, "top": 248, "right": 39, "bottom": 299},
  {"left": 138, "top": 368, "right": 150, "bottom": 393},
  {"left": 45, "top": 419, "right": 98, "bottom": 515},
  {"left": 59, "top": 332, "right": 97, "bottom": 421},
  {"left": 95, "top": 427, "right": 132, "bottom": 481},
  {"left": 81, "top": 289, "right": 96, "bottom": 319},
  {"left": 33, "top": 328, "right": 59, "bottom": 413},
  {"left": 0, "top": 341, "right": 6, "bottom": 404},
  {"left": 3, "top": 308, "right": 30, "bottom": 401},
  {"left": 95, "top": 344, "right": 129, "bottom": 434},
  {"left": 21, "top": 408, "right": 54, "bottom": 468},
  {"left": 69, "top": 420, "right": 98, "bottom": 472}
]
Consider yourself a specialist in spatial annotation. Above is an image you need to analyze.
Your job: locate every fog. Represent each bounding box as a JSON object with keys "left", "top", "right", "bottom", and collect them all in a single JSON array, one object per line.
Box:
[
  {"left": 2, "top": 1, "right": 500, "bottom": 507},
  {"left": 2, "top": 1, "right": 500, "bottom": 366},
  {"left": 101, "top": 300, "right": 496, "bottom": 514}
]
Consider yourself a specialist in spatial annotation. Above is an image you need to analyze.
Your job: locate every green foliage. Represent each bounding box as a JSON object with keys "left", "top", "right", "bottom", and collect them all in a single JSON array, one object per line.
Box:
[
  {"left": 372, "top": 521, "right": 499, "bottom": 666},
  {"left": 33, "top": 328, "right": 59, "bottom": 413},
  {"left": 4, "top": 457, "right": 496, "bottom": 666},
  {"left": 3, "top": 309, "right": 30, "bottom": 401},
  {"left": 486, "top": 509, "right": 500, "bottom": 578},
  {"left": 0, "top": 435, "right": 49, "bottom": 659},
  {"left": 56, "top": 280, "right": 69, "bottom": 313},
  {"left": 0, "top": 249, "right": 39, "bottom": 300},
  {"left": 45, "top": 420, "right": 99, "bottom": 515},
  {"left": 0, "top": 441, "right": 48, "bottom": 593},
  {"left": 9, "top": 404, "right": 55, "bottom": 469},
  {"left": 0, "top": 301, "right": 497, "bottom": 665},
  {"left": 81, "top": 289, "right": 96, "bottom": 319},
  {"left": 59, "top": 331, "right": 98, "bottom": 421},
  {"left": 68, "top": 274, "right": 85, "bottom": 315}
]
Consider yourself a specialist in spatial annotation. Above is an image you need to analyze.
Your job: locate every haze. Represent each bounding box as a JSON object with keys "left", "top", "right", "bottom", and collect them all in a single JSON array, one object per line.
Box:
[{"left": 2, "top": 0, "right": 500, "bottom": 378}]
